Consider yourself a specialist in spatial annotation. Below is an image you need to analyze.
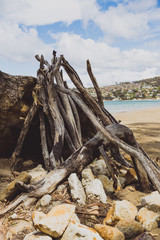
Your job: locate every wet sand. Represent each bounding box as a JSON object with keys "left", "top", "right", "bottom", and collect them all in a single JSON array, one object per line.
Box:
[{"left": 113, "top": 107, "right": 160, "bottom": 161}]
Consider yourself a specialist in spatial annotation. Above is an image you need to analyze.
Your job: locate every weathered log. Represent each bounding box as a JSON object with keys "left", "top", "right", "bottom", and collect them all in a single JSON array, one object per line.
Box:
[
  {"left": 56, "top": 85, "right": 160, "bottom": 192},
  {"left": 46, "top": 79, "right": 65, "bottom": 163},
  {"left": 39, "top": 109, "right": 50, "bottom": 171},
  {"left": 68, "top": 96, "right": 82, "bottom": 141},
  {"left": 55, "top": 70, "right": 82, "bottom": 148},
  {"left": 0, "top": 132, "right": 103, "bottom": 216}
]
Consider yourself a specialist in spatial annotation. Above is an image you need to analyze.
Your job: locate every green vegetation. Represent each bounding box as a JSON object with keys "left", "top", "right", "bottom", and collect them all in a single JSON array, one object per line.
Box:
[{"left": 87, "top": 77, "right": 160, "bottom": 100}]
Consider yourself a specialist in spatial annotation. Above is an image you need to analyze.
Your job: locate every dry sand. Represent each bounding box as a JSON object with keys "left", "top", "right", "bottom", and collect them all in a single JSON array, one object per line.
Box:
[{"left": 113, "top": 107, "right": 160, "bottom": 161}]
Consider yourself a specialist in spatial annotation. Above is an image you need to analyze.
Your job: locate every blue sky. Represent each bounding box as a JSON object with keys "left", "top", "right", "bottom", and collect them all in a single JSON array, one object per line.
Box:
[{"left": 0, "top": 0, "right": 160, "bottom": 87}]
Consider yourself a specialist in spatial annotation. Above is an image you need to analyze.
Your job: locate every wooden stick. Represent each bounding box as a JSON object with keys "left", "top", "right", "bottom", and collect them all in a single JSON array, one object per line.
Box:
[
  {"left": 86, "top": 59, "right": 104, "bottom": 107},
  {"left": 62, "top": 57, "right": 112, "bottom": 126},
  {"left": 46, "top": 80, "right": 65, "bottom": 163},
  {"left": 39, "top": 109, "right": 51, "bottom": 171},
  {"left": 56, "top": 93, "right": 81, "bottom": 149},
  {"left": 55, "top": 70, "right": 82, "bottom": 147},
  {"left": 56, "top": 85, "right": 160, "bottom": 192},
  {"left": 68, "top": 96, "right": 82, "bottom": 141},
  {"left": 0, "top": 133, "right": 103, "bottom": 215}
]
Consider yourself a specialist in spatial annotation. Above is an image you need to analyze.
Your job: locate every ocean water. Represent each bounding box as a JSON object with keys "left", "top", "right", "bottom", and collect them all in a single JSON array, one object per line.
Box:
[{"left": 104, "top": 100, "right": 160, "bottom": 113}]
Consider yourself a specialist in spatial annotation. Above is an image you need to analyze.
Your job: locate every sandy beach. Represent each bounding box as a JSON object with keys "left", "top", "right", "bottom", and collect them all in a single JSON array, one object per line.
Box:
[{"left": 113, "top": 107, "right": 160, "bottom": 161}]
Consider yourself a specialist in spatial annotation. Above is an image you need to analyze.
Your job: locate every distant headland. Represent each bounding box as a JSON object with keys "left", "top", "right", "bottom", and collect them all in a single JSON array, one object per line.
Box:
[{"left": 87, "top": 76, "right": 160, "bottom": 101}]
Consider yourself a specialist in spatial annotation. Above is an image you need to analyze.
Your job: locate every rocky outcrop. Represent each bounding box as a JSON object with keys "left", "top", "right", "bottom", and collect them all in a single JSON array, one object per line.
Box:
[{"left": 0, "top": 71, "right": 36, "bottom": 156}]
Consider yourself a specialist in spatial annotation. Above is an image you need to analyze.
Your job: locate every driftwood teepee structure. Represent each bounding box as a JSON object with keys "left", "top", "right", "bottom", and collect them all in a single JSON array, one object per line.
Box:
[{"left": 0, "top": 51, "right": 160, "bottom": 215}]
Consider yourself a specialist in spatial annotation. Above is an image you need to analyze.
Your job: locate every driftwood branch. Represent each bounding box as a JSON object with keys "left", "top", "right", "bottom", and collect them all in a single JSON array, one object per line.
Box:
[
  {"left": 86, "top": 59, "right": 104, "bottom": 107},
  {"left": 2, "top": 51, "right": 160, "bottom": 216},
  {"left": 0, "top": 133, "right": 102, "bottom": 216},
  {"left": 56, "top": 85, "right": 160, "bottom": 192}
]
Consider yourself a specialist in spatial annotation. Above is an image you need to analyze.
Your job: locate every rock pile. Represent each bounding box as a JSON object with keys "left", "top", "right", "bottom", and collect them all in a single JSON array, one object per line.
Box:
[{"left": 1, "top": 159, "right": 160, "bottom": 240}]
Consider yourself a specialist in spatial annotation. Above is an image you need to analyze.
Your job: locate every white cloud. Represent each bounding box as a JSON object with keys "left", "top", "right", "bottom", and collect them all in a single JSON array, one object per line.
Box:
[
  {"left": 127, "top": 0, "right": 157, "bottom": 13},
  {"left": 0, "top": 21, "right": 52, "bottom": 62},
  {"left": 0, "top": 0, "right": 99, "bottom": 26},
  {"left": 90, "top": 0, "right": 160, "bottom": 42},
  {"left": 94, "top": 3, "right": 151, "bottom": 40},
  {"left": 0, "top": 0, "right": 160, "bottom": 86},
  {"left": 50, "top": 32, "right": 160, "bottom": 86}
]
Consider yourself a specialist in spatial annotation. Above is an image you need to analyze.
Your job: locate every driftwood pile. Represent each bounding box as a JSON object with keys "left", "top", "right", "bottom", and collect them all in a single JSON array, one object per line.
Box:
[{"left": 0, "top": 51, "right": 160, "bottom": 216}]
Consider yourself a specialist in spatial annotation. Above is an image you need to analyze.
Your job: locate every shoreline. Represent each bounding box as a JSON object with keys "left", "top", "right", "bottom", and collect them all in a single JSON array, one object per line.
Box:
[
  {"left": 104, "top": 99, "right": 160, "bottom": 101},
  {"left": 113, "top": 107, "right": 160, "bottom": 160},
  {"left": 113, "top": 106, "right": 160, "bottom": 125}
]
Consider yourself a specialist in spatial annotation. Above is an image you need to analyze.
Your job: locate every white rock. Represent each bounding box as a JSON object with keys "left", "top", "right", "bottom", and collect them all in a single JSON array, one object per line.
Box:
[
  {"left": 40, "top": 194, "right": 52, "bottom": 207},
  {"left": 61, "top": 220, "right": 103, "bottom": 240},
  {"left": 24, "top": 231, "right": 52, "bottom": 240},
  {"left": 85, "top": 179, "right": 107, "bottom": 203},
  {"left": 27, "top": 165, "right": 47, "bottom": 183},
  {"left": 68, "top": 173, "right": 86, "bottom": 205},
  {"left": 32, "top": 204, "right": 76, "bottom": 238},
  {"left": 104, "top": 200, "right": 137, "bottom": 225},
  {"left": 10, "top": 213, "right": 18, "bottom": 219},
  {"left": 136, "top": 207, "right": 159, "bottom": 231},
  {"left": 70, "top": 213, "right": 81, "bottom": 224},
  {"left": 6, "top": 221, "right": 33, "bottom": 240},
  {"left": 90, "top": 159, "right": 109, "bottom": 176},
  {"left": 57, "top": 183, "right": 67, "bottom": 191},
  {"left": 81, "top": 168, "right": 94, "bottom": 187},
  {"left": 141, "top": 191, "right": 160, "bottom": 206}
]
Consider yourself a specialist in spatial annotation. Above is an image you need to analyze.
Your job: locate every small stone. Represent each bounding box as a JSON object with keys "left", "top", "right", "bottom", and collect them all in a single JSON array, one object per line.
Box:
[
  {"left": 6, "top": 221, "right": 33, "bottom": 240},
  {"left": 97, "top": 175, "right": 114, "bottom": 193},
  {"left": 40, "top": 194, "right": 52, "bottom": 207},
  {"left": 136, "top": 207, "right": 159, "bottom": 231},
  {"left": 0, "top": 171, "right": 31, "bottom": 201},
  {"left": 68, "top": 173, "right": 86, "bottom": 205},
  {"left": 115, "top": 220, "right": 144, "bottom": 239},
  {"left": 141, "top": 191, "right": 160, "bottom": 206},
  {"left": 32, "top": 204, "right": 76, "bottom": 238},
  {"left": 27, "top": 164, "right": 47, "bottom": 183},
  {"left": 85, "top": 179, "right": 107, "bottom": 203},
  {"left": 141, "top": 191, "right": 160, "bottom": 216},
  {"left": 10, "top": 213, "right": 18, "bottom": 219},
  {"left": 61, "top": 221, "right": 103, "bottom": 240},
  {"left": 57, "top": 183, "right": 67, "bottom": 191},
  {"left": 22, "top": 160, "right": 35, "bottom": 170},
  {"left": 95, "top": 224, "right": 125, "bottom": 240},
  {"left": 104, "top": 200, "right": 137, "bottom": 225},
  {"left": 24, "top": 231, "right": 52, "bottom": 240},
  {"left": 81, "top": 168, "right": 94, "bottom": 187},
  {"left": 119, "top": 169, "right": 127, "bottom": 176},
  {"left": 90, "top": 159, "right": 110, "bottom": 176}
]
